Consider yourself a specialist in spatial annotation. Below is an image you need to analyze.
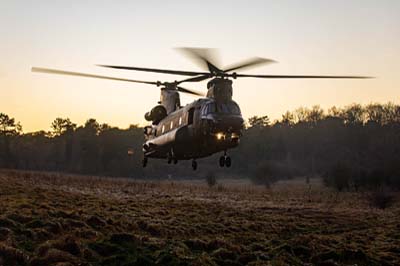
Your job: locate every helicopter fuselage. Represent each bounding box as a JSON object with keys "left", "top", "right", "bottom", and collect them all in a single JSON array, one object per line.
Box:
[{"left": 142, "top": 97, "right": 244, "bottom": 160}]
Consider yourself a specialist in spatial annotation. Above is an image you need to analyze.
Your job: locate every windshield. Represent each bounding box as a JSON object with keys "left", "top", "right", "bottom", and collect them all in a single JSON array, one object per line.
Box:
[{"left": 202, "top": 102, "right": 241, "bottom": 115}]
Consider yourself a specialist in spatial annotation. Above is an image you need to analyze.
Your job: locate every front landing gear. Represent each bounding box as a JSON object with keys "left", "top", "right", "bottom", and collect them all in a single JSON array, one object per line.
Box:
[
  {"left": 167, "top": 149, "right": 178, "bottom": 165},
  {"left": 219, "top": 151, "right": 231, "bottom": 168},
  {"left": 192, "top": 160, "right": 197, "bottom": 171}
]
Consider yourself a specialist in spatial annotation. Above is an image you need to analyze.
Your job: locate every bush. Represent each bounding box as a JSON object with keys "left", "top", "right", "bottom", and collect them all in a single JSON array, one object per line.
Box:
[
  {"left": 366, "top": 168, "right": 386, "bottom": 189},
  {"left": 205, "top": 172, "right": 217, "bottom": 188},
  {"left": 251, "top": 161, "right": 286, "bottom": 188},
  {"left": 217, "top": 184, "right": 226, "bottom": 192},
  {"left": 367, "top": 189, "right": 395, "bottom": 209},
  {"left": 325, "top": 164, "right": 400, "bottom": 192},
  {"left": 327, "top": 162, "right": 352, "bottom": 192},
  {"left": 350, "top": 168, "right": 368, "bottom": 191},
  {"left": 387, "top": 174, "right": 400, "bottom": 190}
]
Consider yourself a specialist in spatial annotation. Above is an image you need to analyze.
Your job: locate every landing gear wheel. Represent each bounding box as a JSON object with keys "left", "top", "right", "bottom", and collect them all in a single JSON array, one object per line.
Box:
[
  {"left": 167, "top": 149, "right": 175, "bottom": 165},
  {"left": 225, "top": 156, "right": 231, "bottom": 168},
  {"left": 142, "top": 157, "right": 148, "bottom": 168},
  {"left": 219, "top": 156, "right": 225, "bottom": 167},
  {"left": 192, "top": 160, "right": 197, "bottom": 171}
]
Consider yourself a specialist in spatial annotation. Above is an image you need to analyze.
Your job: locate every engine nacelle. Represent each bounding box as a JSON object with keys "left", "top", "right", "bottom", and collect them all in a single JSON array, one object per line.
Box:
[
  {"left": 206, "top": 78, "right": 233, "bottom": 103},
  {"left": 144, "top": 105, "right": 167, "bottom": 124}
]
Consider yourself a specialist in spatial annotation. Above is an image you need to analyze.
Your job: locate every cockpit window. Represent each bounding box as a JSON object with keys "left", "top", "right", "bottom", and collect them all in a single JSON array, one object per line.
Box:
[{"left": 203, "top": 102, "right": 241, "bottom": 115}]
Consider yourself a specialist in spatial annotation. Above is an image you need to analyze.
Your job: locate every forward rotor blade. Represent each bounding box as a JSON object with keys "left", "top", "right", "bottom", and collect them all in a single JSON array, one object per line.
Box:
[
  {"left": 177, "top": 86, "right": 204, "bottom": 96},
  {"left": 178, "top": 75, "right": 212, "bottom": 83},
  {"left": 97, "top": 64, "right": 208, "bottom": 77},
  {"left": 223, "top": 57, "right": 277, "bottom": 73},
  {"left": 32, "top": 67, "right": 159, "bottom": 85},
  {"left": 230, "top": 74, "right": 373, "bottom": 79},
  {"left": 177, "top": 47, "right": 222, "bottom": 74}
]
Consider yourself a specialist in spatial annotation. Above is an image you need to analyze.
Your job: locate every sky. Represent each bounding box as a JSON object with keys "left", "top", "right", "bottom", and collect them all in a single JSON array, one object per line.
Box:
[{"left": 0, "top": 0, "right": 399, "bottom": 132}]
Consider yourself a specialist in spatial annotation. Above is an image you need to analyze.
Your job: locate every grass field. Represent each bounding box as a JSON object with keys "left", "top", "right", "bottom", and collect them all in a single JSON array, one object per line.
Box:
[{"left": 0, "top": 170, "right": 399, "bottom": 266}]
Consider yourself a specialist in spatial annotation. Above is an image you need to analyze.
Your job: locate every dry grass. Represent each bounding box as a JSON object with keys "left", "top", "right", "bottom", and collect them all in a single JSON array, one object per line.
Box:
[{"left": 0, "top": 169, "right": 399, "bottom": 265}]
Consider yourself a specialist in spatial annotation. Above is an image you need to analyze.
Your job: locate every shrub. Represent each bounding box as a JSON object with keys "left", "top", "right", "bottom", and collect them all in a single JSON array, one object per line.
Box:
[
  {"left": 387, "top": 174, "right": 400, "bottom": 190},
  {"left": 350, "top": 168, "right": 368, "bottom": 191},
  {"left": 366, "top": 168, "right": 386, "bottom": 189},
  {"left": 328, "top": 162, "right": 352, "bottom": 192},
  {"left": 367, "top": 189, "right": 395, "bottom": 209},
  {"left": 205, "top": 172, "right": 217, "bottom": 188},
  {"left": 251, "top": 161, "right": 283, "bottom": 188},
  {"left": 217, "top": 184, "right": 226, "bottom": 192}
]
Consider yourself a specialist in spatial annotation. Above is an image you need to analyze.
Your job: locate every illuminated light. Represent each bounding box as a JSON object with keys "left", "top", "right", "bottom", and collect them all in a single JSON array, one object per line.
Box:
[
  {"left": 216, "top": 132, "right": 225, "bottom": 140},
  {"left": 231, "top": 132, "right": 240, "bottom": 139}
]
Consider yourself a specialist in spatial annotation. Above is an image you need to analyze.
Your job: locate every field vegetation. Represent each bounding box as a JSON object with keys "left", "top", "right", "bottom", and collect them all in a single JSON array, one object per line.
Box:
[{"left": 1, "top": 170, "right": 399, "bottom": 266}]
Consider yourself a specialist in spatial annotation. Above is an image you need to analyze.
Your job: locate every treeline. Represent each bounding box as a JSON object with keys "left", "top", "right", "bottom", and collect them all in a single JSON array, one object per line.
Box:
[
  {"left": 1, "top": 102, "right": 400, "bottom": 189},
  {"left": 0, "top": 116, "right": 144, "bottom": 177},
  {"left": 238, "top": 103, "right": 400, "bottom": 190}
]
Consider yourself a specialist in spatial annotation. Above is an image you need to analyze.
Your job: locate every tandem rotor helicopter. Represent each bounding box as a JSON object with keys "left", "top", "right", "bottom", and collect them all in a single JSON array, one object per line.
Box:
[{"left": 32, "top": 48, "right": 371, "bottom": 170}]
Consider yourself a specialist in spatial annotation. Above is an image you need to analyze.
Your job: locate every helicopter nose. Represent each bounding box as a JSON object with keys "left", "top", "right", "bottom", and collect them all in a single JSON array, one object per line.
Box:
[{"left": 214, "top": 116, "right": 244, "bottom": 131}]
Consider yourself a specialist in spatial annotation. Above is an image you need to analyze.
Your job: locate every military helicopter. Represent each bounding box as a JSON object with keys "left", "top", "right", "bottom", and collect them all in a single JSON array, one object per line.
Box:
[{"left": 32, "top": 48, "right": 371, "bottom": 170}]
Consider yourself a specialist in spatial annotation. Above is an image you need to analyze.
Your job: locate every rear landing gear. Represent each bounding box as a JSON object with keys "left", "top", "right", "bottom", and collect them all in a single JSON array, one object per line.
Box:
[
  {"left": 142, "top": 157, "right": 148, "bottom": 168},
  {"left": 219, "top": 156, "right": 225, "bottom": 167},
  {"left": 225, "top": 156, "right": 231, "bottom": 167},
  {"left": 192, "top": 160, "right": 197, "bottom": 171},
  {"left": 219, "top": 151, "right": 231, "bottom": 168}
]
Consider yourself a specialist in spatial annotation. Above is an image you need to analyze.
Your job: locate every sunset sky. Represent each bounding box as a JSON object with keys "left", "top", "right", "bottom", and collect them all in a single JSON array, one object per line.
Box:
[{"left": 1, "top": 0, "right": 399, "bottom": 132}]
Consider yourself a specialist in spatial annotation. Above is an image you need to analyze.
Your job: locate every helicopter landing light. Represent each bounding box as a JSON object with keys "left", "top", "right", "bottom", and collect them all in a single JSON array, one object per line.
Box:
[{"left": 216, "top": 132, "right": 225, "bottom": 140}]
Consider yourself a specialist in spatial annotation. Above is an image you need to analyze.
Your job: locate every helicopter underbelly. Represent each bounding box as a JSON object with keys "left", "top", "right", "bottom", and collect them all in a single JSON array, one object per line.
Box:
[
  {"left": 143, "top": 127, "right": 190, "bottom": 159},
  {"left": 143, "top": 126, "right": 240, "bottom": 160}
]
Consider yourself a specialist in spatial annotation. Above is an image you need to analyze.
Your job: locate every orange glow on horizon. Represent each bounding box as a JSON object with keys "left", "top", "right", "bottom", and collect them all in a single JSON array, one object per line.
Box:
[{"left": 1, "top": 1, "right": 399, "bottom": 132}]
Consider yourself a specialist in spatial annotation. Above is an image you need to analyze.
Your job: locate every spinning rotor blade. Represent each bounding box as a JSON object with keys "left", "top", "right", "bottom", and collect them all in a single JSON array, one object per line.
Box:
[
  {"left": 31, "top": 67, "right": 203, "bottom": 96},
  {"left": 32, "top": 67, "right": 158, "bottom": 85},
  {"left": 223, "top": 57, "right": 277, "bottom": 72},
  {"left": 177, "top": 86, "right": 204, "bottom": 96},
  {"left": 178, "top": 75, "right": 212, "bottom": 83},
  {"left": 229, "top": 73, "right": 373, "bottom": 79},
  {"left": 177, "top": 47, "right": 222, "bottom": 74},
  {"left": 97, "top": 64, "right": 208, "bottom": 76},
  {"left": 92, "top": 47, "right": 373, "bottom": 84}
]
